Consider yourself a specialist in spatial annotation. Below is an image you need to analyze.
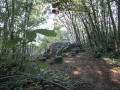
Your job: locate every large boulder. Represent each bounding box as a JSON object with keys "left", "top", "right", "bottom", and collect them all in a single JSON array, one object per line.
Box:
[
  {"left": 49, "top": 42, "right": 70, "bottom": 56},
  {"left": 71, "top": 47, "right": 80, "bottom": 54},
  {"left": 42, "top": 42, "right": 83, "bottom": 58},
  {"left": 62, "top": 43, "right": 82, "bottom": 53}
]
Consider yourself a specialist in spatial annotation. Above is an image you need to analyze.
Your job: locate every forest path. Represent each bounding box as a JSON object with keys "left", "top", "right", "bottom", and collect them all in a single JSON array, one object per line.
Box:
[{"left": 49, "top": 55, "right": 120, "bottom": 90}]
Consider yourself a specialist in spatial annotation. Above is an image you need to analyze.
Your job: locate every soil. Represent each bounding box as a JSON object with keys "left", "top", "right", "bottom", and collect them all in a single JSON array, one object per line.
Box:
[{"left": 48, "top": 54, "right": 120, "bottom": 90}]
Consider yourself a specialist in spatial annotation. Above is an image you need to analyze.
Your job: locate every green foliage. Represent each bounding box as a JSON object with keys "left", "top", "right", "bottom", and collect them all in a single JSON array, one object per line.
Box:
[
  {"left": 35, "top": 60, "right": 48, "bottom": 68},
  {"left": 3, "top": 29, "right": 57, "bottom": 49},
  {"left": 25, "top": 65, "right": 39, "bottom": 76},
  {"left": 26, "top": 31, "right": 37, "bottom": 42},
  {"left": 52, "top": 2, "right": 61, "bottom": 8},
  {"left": 4, "top": 38, "right": 22, "bottom": 49},
  {"left": 0, "top": 0, "right": 58, "bottom": 89},
  {"left": 35, "top": 29, "right": 57, "bottom": 37},
  {"left": 46, "top": 70, "right": 73, "bottom": 89},
  {"left": 23, "top": 59, "right": 48, "bottom": 76},
  {"left": 1, "top": 0, "right": 120, "bottom": 89},
  {"left": 38, "top": 30, "right": 69, "bottom": 53}
]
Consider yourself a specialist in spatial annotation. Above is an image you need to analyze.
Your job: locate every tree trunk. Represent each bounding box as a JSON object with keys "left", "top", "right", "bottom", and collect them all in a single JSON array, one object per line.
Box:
[
  {"left": 118, "top": 0, "right": 120, "bottom": 52},
  {"left": 107, "top": 0, "right": 118, "bottom": 51}
]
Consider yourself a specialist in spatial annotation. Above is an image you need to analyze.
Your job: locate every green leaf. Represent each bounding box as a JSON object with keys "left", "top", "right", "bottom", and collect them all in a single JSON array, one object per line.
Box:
[
  {"left": 52, "top": 2, "right": 61, "bottom": 8},
  {"left": 25, "top": 65, "right": 38, "bottom": 76},
  {"left": 26, "top": 31, "right": 36, "bottom": 42},
  {"left": 12, "top": 66, "right": 19, "bottom": 73},
  {"left": 35, "top": 29, "right": 57, "bottom": 37},
  {"left": 4, "top": 38, "right": 22, "bottom": 49},
  {"left": 35, "top": 60, "right": 48, "bottom": 68},
  {"left": 24, "top": 60, "right": 31, "bottom": 65},
  {"left": 24, "top": 60, "right": 39, "bottom": 75}
]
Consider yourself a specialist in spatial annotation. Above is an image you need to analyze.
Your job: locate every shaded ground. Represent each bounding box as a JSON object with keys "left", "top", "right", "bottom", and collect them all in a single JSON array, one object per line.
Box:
[{"left": 49, "top": 55, "right": 120, "bottom": 90}]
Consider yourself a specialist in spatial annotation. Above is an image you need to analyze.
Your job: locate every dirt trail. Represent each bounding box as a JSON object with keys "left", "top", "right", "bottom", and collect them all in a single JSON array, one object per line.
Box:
[{"left": 49, "top": 55, "right": 120, "bottom": 90}]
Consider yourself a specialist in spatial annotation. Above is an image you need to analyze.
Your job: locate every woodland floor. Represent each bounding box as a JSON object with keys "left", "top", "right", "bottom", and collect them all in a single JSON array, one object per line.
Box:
[{"left": 48, "top": 54, "right": 120, "bottom": 90}]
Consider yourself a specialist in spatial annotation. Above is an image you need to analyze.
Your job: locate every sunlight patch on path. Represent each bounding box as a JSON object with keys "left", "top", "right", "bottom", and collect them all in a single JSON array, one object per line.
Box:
[
  {"left": 64, "top": 58, "right": 75, "bottom": 64},
  {"left": 110, "top": 68, "right": 120, "bottom": 74},
  {"left": 65, "top": 60, "right": 75, "bottom": 64},
  {"left": 72, "top": 70, "right": 81, "bottom": 76}
]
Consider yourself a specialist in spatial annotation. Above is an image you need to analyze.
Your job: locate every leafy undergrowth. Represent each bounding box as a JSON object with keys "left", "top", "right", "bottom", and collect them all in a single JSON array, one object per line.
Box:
[
  {"left": 1, "top": 54, "right": 119, "bottom": 90},
  {"left": 48, "top": 54, "right": 120, "bottom": 90}
]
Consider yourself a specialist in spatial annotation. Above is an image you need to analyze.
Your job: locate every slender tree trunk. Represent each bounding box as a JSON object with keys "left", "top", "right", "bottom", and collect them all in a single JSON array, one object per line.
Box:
[
  {"left": 68, "top": 11, "right": 81, "bottom": 45},
  {"left": 90, "top": 0, "right": 101, "bottom": 39},
  {"left": 81, "top": 16, "right": 95, "bottom": 50},
  {"left": 107, "top": 0, "right": 118, "bottom": 51},
  {"left": 11, "top": 0, "right": 15, "bottom": 53},
  {"left": 118, "top": 0, "right": 120, "bottom": 52},
  {"left": 100, "top": 0, "right": 108, "bottom": 52}
]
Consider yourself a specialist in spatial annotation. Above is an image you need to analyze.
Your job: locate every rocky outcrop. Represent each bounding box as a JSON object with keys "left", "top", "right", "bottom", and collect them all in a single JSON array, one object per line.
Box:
[
  {"left": 49, "top": 42, "right": 70, "bottom": 56},
  {"left": 40, "top": 42, "right": 83, "bottom": 60}
]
